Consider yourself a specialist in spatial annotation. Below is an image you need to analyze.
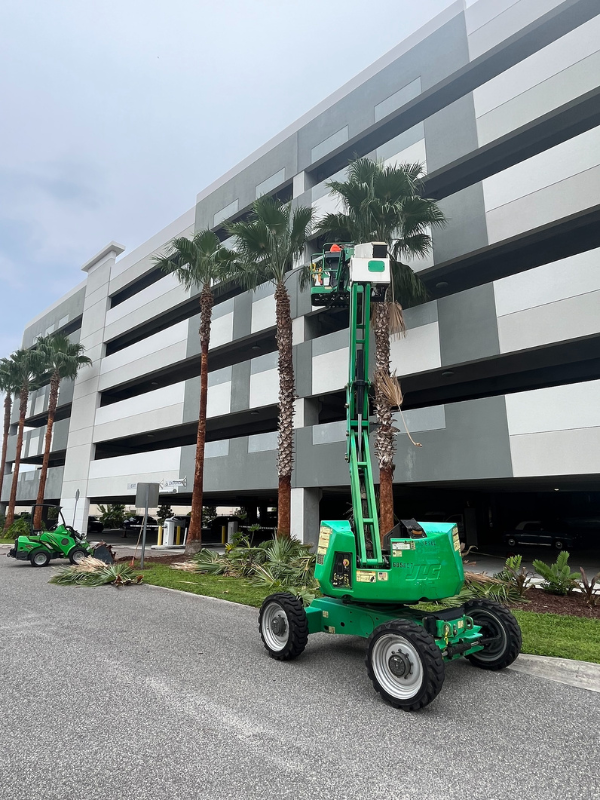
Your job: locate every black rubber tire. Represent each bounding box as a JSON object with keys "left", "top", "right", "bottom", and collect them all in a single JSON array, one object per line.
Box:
[
  {"left": 258, "top": 593, "right": 309, "bottom": 661},
  {"left": 366, "top": 620, "right": 445, "bottom": 711},
  {"left": 69, "top": 547, "right": 88, "bottom": 565},
  {"left": 30, "top": 549, "right": 51, "bottom": 568},
  {"left": 465, "top": 598, "right": 522, "bottom": 671}
]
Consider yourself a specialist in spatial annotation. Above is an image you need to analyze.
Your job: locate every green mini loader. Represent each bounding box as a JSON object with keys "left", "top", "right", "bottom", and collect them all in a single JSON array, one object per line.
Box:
[
  {"left": 258, "top": 243, "right": 521, "bottom": 710},
  {"left": 7, "top": 504, "right": 113, "bottom": 567}
]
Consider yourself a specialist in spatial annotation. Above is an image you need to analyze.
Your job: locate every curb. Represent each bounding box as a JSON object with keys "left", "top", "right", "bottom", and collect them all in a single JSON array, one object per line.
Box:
[
  {"left": 142, "top": 582, "right": 259, "bottom": 611},
  {"left": 508, "top": 653, "right": 600, "bottom": 693}
]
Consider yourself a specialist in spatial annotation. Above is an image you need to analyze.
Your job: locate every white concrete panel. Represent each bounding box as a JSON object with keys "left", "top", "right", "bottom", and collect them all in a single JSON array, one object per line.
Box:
[
  {"left": 95, "top": 382, "right": 186, "bottom": 426},
  {"left": 494, "top": 248, "right": 600, "bottom": 317},
  {"left": 93, "top": 404, "right": 184, "bottom": 443},
  {"left": 249, "top": 368, "right": 279, "bottom": 408},
  {"left": 103, "top": 282, "right": 188, "bottom": 341},
  {"left": 34, "top": 395, "right": 45, "bottom": 415},
  {"left": 510, "top": 427, "right": 600, "bottom": 477},
  {"left": 383, "top": 138, "right": 427, "bottom": 170},
  {"left": 81, "top": 298, "right": 108, "bottom": 338},
  {"left": 467, "top": 0, "right": 565, "bottom": 61},
  {"left": 214, "top": 199, "right": 239, "bottom": 227},
  {"left": 105, "top": 273, "right": 181, "bottom": 326},
  {"left": 256, "top": 168, "right": 286, "bottom": 199},
  {"left": 374, "top": 78, "right": 422, "bottom": 122},
  {"left": 311, "top": 127, "right": 349, "bottom": 163},
  {"left": 477, "top": 51, "right": 600, "bottom": 146},
  {"left": 312, "top": 347, "right": 348, "bottom": 395},
  {"left": 207, "top": 381, "right": 231, "bottom": 417},
  {"left": 88, "top": 447, "right": 181, "bottom": 480},
  {"left": 474, "top": 15, "right": 600, "bottom": 116},
  {"left": 87, "top": 469, "right": 180, "bottom": 499},
  {"left": 248, "top": 431, "right": 278, "bottom": 452},
  {"left": 205, "top": 440, "right": 229, "bottom": 458},
  {"left": 111, "top": 207, "right": 195, "bottom": 279},
  {"left": 506, "top": 380, "right": 600, "bottom": 435},
  {"left": 68, "top": 393, "right": 98, "bottom": 433},
  {"left": 486, "top": 165, "right": 600, "bottom": 244},
  {"left": 483, "top": 127, "right": 600, "bottom": 212},
  {"left": 209, "top": 311, "right": 234, "bottom": 349},
  {"left": 101, "top": 321, "right": 187, "bottom": 375},
  {"left": 312, "top": 192, "right": 343, "bottom": 219},
  {"left": 390, "top": 322, "right": 441, "bottom": 376},
  {"left": 498, "top": 289, "right": 600, "bottom": 353},
  {"left": 251, "top": 294, "right": 276, "bottom": 334},
  {"left": 98, "top": 340, "right": 188, "bottom": 392},
  {"left": 62, "top": 442, "right": 94, "bottom": 483}
]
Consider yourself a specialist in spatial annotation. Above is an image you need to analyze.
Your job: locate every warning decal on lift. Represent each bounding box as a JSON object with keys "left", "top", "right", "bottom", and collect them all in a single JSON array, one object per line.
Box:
[
  {"left": 392, "top": 541, "right": 414, "bottom": 553},
  {"left": 318, "top": 526, "right": 331, "bottom": 556},
  {"left": 331, "top": 552, "right": 353, "bottom": 588},
  {"left": 377, "top": 572, "right": 388, "bottom": 582},
  {"left": 356, "top": 570, "right": 377, "bottom": 583},
  {"left": 452, "top": 528, "right": 461, "bottom": 552}
]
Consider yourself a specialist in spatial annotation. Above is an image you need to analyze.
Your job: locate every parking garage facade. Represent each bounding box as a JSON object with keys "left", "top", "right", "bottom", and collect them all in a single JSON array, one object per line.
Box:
[{"left": 3, "top": 0, "right": 600, "bottom": 554}]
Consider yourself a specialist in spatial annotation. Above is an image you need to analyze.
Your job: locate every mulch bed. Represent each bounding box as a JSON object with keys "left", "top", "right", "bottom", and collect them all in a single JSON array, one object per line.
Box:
[
  {"left": 512, "top": 587, "right": 599, "bottom": 618},
  {"left": 116, "top": 554, "right": 188, "bottom": 567}
]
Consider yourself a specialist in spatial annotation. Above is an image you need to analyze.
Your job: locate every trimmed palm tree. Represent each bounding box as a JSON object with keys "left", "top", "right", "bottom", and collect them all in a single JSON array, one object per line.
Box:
[
  {"left": 315, "top": 157, "right": 446, "bottom": 539},
  {"left": 0, "top": 358, "right": 21, "bottom": 511},
  {"left": 32, "top": 333, "right": 91, "bottom": 530},
  {"left": 228, "top": 196, "right": 314, "bottom": 538},
  {"left": 4, "top": 349, "right": 44, "bottom": 530},
  {"left": 154, "top": 230, "right": 233, "bottom": 554}
]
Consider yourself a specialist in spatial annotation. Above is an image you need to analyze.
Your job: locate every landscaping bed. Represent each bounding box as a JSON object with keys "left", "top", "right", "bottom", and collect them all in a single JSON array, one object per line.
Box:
[{"left": 513, "top": 587, "right": 600, "bottom": 618}]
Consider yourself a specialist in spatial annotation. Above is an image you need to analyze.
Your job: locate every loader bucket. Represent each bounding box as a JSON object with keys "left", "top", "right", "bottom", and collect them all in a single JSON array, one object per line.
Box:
[{"left": 92, "top": 543, "right": 115, "bottom": 564}]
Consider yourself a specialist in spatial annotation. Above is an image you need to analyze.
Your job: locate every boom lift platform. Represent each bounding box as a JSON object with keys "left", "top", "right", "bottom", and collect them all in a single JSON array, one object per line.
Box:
[{"left": 259, "top": 243, "right": 521, "bottom": 710}]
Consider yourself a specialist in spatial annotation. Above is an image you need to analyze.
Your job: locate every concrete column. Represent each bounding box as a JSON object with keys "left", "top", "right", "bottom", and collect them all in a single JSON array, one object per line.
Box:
[
  {"left": 291, "top": 486, "right": 322, "bottom": 547},
  {"left": 60, "top": 242, "right": 125, "bottom": 534}
]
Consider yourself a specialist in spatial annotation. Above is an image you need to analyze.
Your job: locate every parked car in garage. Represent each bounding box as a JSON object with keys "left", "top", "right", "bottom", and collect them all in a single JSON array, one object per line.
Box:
[
  {"left": 504, "top": 520, "right": 575, "bottom": 550},
  {"left": 87, "top": 516, "right": 104, "bottom": 534},
  {"left": 123, "top": 515, "right": 159, "bottom": 533}
]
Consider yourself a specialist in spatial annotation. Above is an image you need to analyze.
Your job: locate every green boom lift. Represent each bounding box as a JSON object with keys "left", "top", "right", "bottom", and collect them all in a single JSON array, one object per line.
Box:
[{"left": 258, "top": 242, "right": 521, "bottom": 710}]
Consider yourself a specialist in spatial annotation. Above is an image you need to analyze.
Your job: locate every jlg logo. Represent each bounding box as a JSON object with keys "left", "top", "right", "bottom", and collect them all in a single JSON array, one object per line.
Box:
[{"left": 401, "top": 563, "right": 442, "bottom": 582}]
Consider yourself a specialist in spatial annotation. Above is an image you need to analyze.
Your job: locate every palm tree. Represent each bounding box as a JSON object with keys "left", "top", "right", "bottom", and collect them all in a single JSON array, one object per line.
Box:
[
  {"left": 154, "top": 230, "right": 233, "bottom": 553},
  {"left": 228, "top": 196, "right": 314, "bottom": 538},
  {"left": 0, "top": 358, "right": 21, "bottom": 512},
  {"left": 32, "top": 333, "right": 91, "bottom": 530},
  {"left": 4, "top": 349, "right": 44, "bottom": 530},
  {"left": 315, "top": 157, "right": 446, "bottom": 539}
]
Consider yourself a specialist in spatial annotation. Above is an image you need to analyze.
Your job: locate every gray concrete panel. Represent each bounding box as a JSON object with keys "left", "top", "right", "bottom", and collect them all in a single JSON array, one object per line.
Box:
[
  {"left": 232, "top": 293, "right": 252, "bottom": 341},
  {"left": 424, "top": 93, "right": 480, "bottom": 173},
  {"left": 182, "top": 376, "right": 200, "bottom": 425},
  {"left": 438, "top": 283, "right": 500, "bottom": 366},
  {"left": 231, "top": 361, "right": 251, "bottom": 413},
  {"left": 208, "top": 366, "right": 233, "bottom": 387},
  {"left": 195, "top": 136, "right": 297, "bottom": 233},
  {"left": 1, "top": 465, "right": 65, "bottom": 505},
  {"left": 312, "top": 328, "right": 349, "bottom": 357},
  {"left": 297, "top": 14, "right": 469, "bottom": 172},
  {"left": 22, "top": 285, "right": 86, "bottom": 349},
  {"left": 186, "top": 314, "right": 201, "bottom": 359},
  {"left": 403, "top": 301, "right": 438, "bottom": 328},
  {"left": 294, "top": 428, "right": 350, "bottom": 489},
  {"left": 58, "top": 378, "right": 75, "bottom": 408},
  {"left": 394, "top": 395, "right": 513, "bottom": 482},
  {"left": 433, "top": 183, "right": 489, "bottom": 264},
  {"left": 294, "top": 341, "right": 312, "bottom": 399},
  {"left": 250, "top": 351, "right": 277, "bottom": 374},
  {"left": 51, "top": 418, "right": 70, "bottom": 453},
  {"left": 180, "top": 437, "right": 278, "bottom": 493}
]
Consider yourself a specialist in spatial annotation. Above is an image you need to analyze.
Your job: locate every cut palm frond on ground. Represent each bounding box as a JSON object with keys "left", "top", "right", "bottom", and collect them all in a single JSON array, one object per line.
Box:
[{"left": 50, "top": 557, "right": 143, "bottom": 587}]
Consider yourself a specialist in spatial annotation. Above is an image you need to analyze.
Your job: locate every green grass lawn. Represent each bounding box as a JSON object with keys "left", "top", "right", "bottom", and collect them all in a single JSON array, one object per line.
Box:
[
  {"left": 0, "top": 538, "right": 14, "bottom": 545},
  {"left": 142, "top": 564, "right": 600, "bottom": 664}
]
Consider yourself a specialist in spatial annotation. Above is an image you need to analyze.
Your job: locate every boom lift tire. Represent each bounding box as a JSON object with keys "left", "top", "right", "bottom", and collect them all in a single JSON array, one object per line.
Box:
[
  {"left": 465, "top": 599, "right": 521, "bottom": 670},
  {"left": 30, "top": 549, "right": 51, "bottom": 568},
  {"left": 259, "top": 593, "right": 309, "bottom": 661},
  {"left": 366, "top": 620, "right": 445, "bottom": 711}
]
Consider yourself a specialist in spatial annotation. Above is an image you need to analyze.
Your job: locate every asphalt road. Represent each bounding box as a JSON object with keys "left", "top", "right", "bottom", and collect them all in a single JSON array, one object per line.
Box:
[{"left": 1, "top": 558, "right": 598, "bottom": 800}]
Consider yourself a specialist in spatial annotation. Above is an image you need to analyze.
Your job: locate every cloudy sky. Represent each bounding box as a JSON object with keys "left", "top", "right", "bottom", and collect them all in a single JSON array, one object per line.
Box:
[{"left": 0, "top": 0, "right": 457, "bottom": 355}]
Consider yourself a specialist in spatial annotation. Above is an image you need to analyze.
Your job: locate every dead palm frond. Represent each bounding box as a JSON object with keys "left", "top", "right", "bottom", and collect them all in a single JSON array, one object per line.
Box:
[
  {"left": 388, "top": 301, "right": 406, "bottom": 339},
  {"left": 376, "top": 372, "right": 422, "bottom": 448}
]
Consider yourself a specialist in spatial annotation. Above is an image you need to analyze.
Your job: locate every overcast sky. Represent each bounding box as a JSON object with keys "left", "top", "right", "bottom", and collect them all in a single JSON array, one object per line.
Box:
[{"left": 0, "top": 0, "right": 457, "bottom": 355}]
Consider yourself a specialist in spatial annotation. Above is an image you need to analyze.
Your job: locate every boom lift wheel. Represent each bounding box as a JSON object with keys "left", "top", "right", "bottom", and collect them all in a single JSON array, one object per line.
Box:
[
  {"left": 258, "top": 593, "right": 309, "bottom": 661},
  {"left": 464, "top": 599, "right": 521, "bottom": 670},
  {"left": 30, "top": 549, "right": 51, "bottom": 568},
  {"left": 366, "top": 620, "right": 445, "bottom": 711}
]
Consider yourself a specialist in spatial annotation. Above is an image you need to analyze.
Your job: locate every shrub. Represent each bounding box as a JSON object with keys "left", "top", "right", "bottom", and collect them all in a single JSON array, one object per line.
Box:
[
  {"left": 6, "top": 516, "right": 32, "bottom": 538},
  {"left": 533, "top": 551, "right": 580, "bottom": 596},
  {"left": 494, "top": 555, "right": 532, "bottom": 597},
  {"left": 578, "top": 568, "right": 600, "bottom": 608},
  {"left": 98, "top": 503, "right": 126, "bottom": 529},
  {"left": 50, "top": 558, "right": 142, "bottom": 586}
]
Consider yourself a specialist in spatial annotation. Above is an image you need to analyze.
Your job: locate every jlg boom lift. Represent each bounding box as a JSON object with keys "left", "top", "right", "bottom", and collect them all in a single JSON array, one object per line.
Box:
[{"left": 258, "top": 243, "right": 521, "bottom": 711}]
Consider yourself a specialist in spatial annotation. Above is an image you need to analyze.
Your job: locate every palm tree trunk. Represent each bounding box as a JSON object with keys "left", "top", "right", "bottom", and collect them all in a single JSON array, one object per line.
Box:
[
  {"left": 33, "top": 373, "right": 60, "bottom": 530},
  {"left": 186, "top": 284, "right": 214, "bottom": 554},
  {"left": 275, "top": 282, "right": 295, "bottom": 538},
  {"left": 373, "top": 301, "right": 396, "bottom": 540},
  {"left": 0, "top": 393, "right": 12, "bottom": 509},
  {"left": 5, "top": 387, "right": 28, "bottom": 530}
]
